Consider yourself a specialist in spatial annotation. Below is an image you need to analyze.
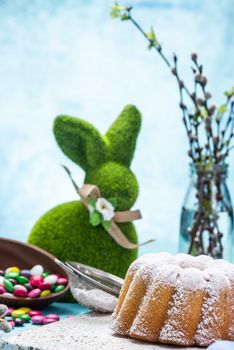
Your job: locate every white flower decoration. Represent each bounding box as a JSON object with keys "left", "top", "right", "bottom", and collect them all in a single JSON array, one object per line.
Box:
[{"left": 96, "top": 197, "right": 115, "bottom": 221}]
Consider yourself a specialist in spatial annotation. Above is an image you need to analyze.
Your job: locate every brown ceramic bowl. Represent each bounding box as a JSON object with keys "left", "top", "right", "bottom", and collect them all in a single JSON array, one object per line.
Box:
[{"left": 0, "top": 237, "right": 69, "bottom": 309}]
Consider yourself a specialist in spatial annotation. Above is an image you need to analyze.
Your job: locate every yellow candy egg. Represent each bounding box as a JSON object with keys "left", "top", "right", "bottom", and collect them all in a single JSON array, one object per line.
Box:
[
  {"left": 40, "top": 290, "right": 51, "bottom": 298},
  {"left": 18, "top": 307, "right": 31, "bottom": 313},
  {"left": 11, "top": 310, "right": 25, "bottom": 318},
  {"left": 5, "top": 266, "right": 20, "bottom": 274}
]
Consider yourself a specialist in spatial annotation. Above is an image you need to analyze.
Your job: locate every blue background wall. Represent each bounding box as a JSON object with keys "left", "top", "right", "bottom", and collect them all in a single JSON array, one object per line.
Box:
[{"left": 0, "top": 0, "right": 234, "bottom": 255}]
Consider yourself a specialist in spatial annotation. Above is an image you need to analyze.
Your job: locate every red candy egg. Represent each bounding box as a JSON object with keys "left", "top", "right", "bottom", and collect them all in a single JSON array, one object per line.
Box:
[
  {"left": 13, "top": 289, "right": 28, "bottom": 298},
  {"left": 29, "top": 275, "right": 44, "bottom": 287},
  {"left": 38, "top": 282, "right": 52, "bottom": 291},
  {"left": 57, "top": 278, "right": 68, "bottom": 285},
  {"left": 0, "top": 286, "right": 6, "bottom": 294},
  {"left": 28, "top": 310, "right": 42, "bottom": 317}
]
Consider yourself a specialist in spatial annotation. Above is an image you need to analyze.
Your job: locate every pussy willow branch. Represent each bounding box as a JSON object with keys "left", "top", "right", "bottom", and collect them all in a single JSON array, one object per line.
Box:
[
  {"left": 192, "top": 55, "right": 215, "bottom": 159},
  {"left": 113, "top": 4, "right": 233, "bottom": 259},
  {"left": 127, "top": 11, "right": 171, "bottom": 68},
  {"left": 218, "top": 101, "right": 234, "bottom": 163},
  {"left": 126, "top": 8, "right": 207, "bottom": 162},
  {"left": 191, "top": 68, "right": 203, "bottom": 160},
  {"left": 117, "top": 5, "right": 234, "bottom": 166},
  {"left": 126, "top": 8, "right": 198, "bottom": 111},
  {"left": 221, "top": 101, "right": 234, "bottom": 148},
  {"left": 172, "top": 55, "right": 197, "bottom": 161},
  {"left": 125, "top": 8, "right": 217, "bottom": 163}
]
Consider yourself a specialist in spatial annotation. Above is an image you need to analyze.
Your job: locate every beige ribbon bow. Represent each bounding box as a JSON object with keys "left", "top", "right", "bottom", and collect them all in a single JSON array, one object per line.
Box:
[{"left": 63, "top": 166, "right": 155, "bottom": 249}]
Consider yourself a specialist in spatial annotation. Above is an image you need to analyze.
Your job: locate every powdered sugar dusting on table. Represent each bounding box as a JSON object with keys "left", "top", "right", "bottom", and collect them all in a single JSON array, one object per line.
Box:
[
  {"left": 72, "top": 288, "right": 118, "bottom": 313},
  {"left": 0, "top": 314, "right": 201, "bottom": 350}
]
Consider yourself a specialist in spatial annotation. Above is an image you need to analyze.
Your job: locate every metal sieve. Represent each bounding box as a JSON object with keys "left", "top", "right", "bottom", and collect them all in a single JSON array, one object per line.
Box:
[{"left": 54, "top": 259, "right": 123, "bottom": 313}]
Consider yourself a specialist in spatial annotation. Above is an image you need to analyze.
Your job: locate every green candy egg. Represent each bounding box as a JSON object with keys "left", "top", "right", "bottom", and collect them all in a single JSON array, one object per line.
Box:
[
  {"left": 19, "top": 314, "right": 31, "bottom": 322},
  {"left": 4, "top": 272, "right": 19, "bottom": 279},
  {"left": 16, "top": 276, "right": 29, "bottom": 285},
  {"left": 42, "top": 272, "right": 49, "bottom": 278},
  {"left": 51, "top": 284, "right": 57, "bottom": 292},
  {"left": 54, "top": 285, "right": 65, "bottom": 293},
  {"left": 3, "top": 279, "right": 14, "bottom": 292}
]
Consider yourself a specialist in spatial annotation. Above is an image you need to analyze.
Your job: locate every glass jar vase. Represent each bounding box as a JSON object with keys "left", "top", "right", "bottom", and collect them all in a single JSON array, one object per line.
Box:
[{"left": 179, "top": 163, "right": 234, "bottom": 261}]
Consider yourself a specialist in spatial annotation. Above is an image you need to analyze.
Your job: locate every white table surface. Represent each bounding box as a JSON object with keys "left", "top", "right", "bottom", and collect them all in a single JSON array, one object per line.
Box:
[{"left": 0, "top": 313, "right": 202, "bottom": 350}]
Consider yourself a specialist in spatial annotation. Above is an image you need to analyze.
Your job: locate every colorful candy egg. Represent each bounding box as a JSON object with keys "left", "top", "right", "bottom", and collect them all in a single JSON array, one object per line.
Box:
[
  {"left": 3, "top": 279, "right": 14, "bottom": 293},
  {"left": 38, "top": 282, "right": 52, "bottom": 291},
  {"left": 18, "top": 307, "right": 31, "bottom": 313},
  {"left": 30, "top": 265, "right": 44, "bottom": 276},
  {"left": 44, "top": 314, "right": 60, "bottom": 321},
  {"left": 28, "top": 310, "right": 42, "bottom": 317},
  {"left": 28, "top": 288, "right": 41, "bottom": 298},
  {"left": 19, "top": 314, "right": 31, "bottom": 322},
  {"left": 2, "top": 292, "right": 13, "bottom": 297},
  {"left": 16, "top": 276, "right": 29, "bottom": 285},
  {"left": 54, "top": 285, "right": 65, "bottom": 293},
  {"left": 43, "top": 318, "right": 57, "bottom": 325},
  {"left": 5, "top": 272, "right": 19, "bottom": 279},
  {"left": 57, "top": 277, "right": 68, "bottom": 285},
  {"left": 11, "top": 309, "right": 25, "bottom": 318},
  {"left": 14, "top": 318, "right": 24, "bottom": 326},
  {"left": 31, "top": 315, "right": 44, "bottom": 325},
  {"left": 5, "top": 267, "right": 20, "bottom": 274},
  {"left": 40, "top": 290, "right": 51, "bottom": 298},
  {"left": 20, "top": 270, "right": 31, "bottom": 279},
  {"left": 29, "top": 275, "right": 43, "bottom": 287},
  {"left": 0, "top": 286, "right": 6, "bottom": 294},
  {"left": 44, "top": 275, "right": 57, "bottom": 285},
  {"left": 14, "top": 284, "right": 27, "bottom": 292},
  {"left": 13, "top": 289, "right": 28, "bottom": 298}
]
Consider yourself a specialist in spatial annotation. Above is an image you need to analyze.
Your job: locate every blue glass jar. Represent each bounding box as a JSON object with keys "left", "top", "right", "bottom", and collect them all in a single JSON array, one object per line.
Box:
[{"left": 179, "top": 163, "right": 233, "bottom": 261}]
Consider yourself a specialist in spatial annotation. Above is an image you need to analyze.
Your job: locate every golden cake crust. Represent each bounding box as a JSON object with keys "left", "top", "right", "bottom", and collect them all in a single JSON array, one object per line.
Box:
[{"left": 112, "top": 253, "right": 234, "bottom": 347}]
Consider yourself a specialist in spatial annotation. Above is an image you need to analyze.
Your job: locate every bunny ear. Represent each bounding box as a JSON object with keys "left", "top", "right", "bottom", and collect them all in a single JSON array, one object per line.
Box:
[
  {"left": 53, "top": 115, "right": 108, "bottom": 170},
  {"left": 106, "top": 105, "right": 142, "bottom": 167}
]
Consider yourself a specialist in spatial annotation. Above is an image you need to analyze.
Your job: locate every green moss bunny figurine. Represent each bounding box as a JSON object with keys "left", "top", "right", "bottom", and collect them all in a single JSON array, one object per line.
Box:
[{"left": 28, "top": 105, "right": 142, "bottom": 278}]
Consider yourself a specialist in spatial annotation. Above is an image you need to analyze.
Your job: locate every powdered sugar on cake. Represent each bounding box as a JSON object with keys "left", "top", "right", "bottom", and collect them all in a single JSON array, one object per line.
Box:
[
  {"left": 112, "top": 252, "right": 234, "bottom": 347},
  {"left": 195, "top": 269, "right": 231, "bottom": 346}
]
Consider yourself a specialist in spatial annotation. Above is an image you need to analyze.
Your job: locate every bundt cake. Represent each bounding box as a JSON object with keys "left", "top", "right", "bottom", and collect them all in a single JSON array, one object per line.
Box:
[{"left": 112, "top": 252, "right": 234, "bottom": 347}]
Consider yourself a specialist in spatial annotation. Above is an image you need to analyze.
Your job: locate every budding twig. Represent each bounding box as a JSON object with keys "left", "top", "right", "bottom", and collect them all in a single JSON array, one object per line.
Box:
[
  {"left": 112, "top": 3, "right": 234, "bottom": 168},
  {"left": 111, "top": 2, "right": 234, "bottom": 260}
]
